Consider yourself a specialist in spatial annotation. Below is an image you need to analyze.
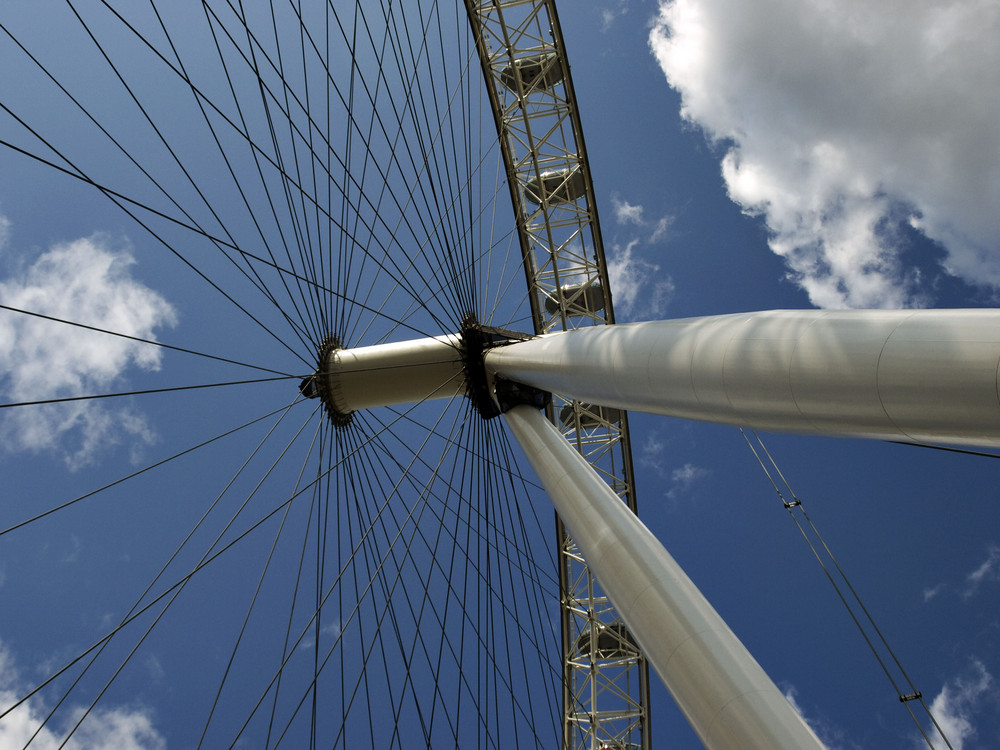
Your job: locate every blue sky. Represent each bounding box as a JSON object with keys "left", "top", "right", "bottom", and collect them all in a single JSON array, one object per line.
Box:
[{"left": 1, "top": 1, "right": 999, "bottom": 748}]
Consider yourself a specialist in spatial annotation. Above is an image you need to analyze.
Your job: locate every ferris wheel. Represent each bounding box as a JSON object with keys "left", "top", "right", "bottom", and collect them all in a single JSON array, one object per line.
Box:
[{"left": 1, "top": 3, "right": 996, "bottom": 750}]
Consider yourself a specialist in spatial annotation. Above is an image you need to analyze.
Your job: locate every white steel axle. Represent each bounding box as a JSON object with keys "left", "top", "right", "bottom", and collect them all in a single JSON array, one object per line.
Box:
[{"left": 302, "top": 334, "right": 466, "bottom": 422}]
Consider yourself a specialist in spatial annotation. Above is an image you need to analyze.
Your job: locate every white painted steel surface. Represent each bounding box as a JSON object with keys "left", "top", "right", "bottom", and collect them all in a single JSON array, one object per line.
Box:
[
  {"left": 488, "top": 310, "right": 1000, "bottom": 447},
  {"left": 503, "top": 404, "right": 825, "bottom": 750},
  {"left": 321, "top": 334, "right": 465, "bottom": 415}
]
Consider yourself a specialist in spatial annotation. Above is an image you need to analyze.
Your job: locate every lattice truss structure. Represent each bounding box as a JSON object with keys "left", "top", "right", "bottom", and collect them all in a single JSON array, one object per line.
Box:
[{"left": 465, "top": 2, "right": 651, "bottom": 748}]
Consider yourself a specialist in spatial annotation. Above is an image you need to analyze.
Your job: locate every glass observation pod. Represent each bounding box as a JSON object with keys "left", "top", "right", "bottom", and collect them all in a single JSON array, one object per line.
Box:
[
  {"left": 545, "top": 279, "right": 606, "bottom": 317},
  {"left": 499, "top": 51, "right": 565, "bottom": 92},
  {"left": 575, "top": 621, "right": 639, "bottom": 660},
  {"left": 559, "top": 402, "right": 622, "bottom": 429},
  {"left": 524, "top": 166, "right": 587, "bottom": 205}
]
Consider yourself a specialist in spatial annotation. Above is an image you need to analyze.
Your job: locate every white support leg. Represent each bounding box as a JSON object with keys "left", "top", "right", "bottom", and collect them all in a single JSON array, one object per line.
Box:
[
  {"left": 488, "top": 309, "right": 1000, "bottom": 447},
  {"left": 503, "top": 404, "right": 825, "bottom": 750}
]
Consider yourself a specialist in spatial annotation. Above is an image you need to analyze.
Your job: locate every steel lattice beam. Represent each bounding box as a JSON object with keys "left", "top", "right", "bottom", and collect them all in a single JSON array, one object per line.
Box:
[{"left": 464, "top": 2, "right": 650, "bottom": 747}]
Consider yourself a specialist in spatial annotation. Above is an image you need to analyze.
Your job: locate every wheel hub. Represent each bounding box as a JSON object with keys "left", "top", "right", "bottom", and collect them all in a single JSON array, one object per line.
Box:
[{"left": 299, "top": 318, "right": 547, "bottom": 425}]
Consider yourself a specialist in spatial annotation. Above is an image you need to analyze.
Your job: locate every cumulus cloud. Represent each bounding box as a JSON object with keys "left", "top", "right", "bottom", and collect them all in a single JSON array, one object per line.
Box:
[
  {"left": 0, "top": 225, "right": 176, "bottom": 469},
  {"left": 650, "top": 0, "right": 1000, "bottom": 309},
  {"left": 921, "top": 660, "right": 993, "bottom": 750},
  {"left": 0, "top": 640, "right": 166, "bottom": 749}
]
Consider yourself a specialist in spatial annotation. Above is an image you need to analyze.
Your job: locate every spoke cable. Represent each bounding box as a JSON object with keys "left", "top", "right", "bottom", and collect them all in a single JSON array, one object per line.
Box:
[
  {"left": 740, "top": 428, "right": 955, "bottom": 750},
  {"left": 0, "top": 375, "right": 295, "bottom": 410},
  {"left": 0, "top": 303, "right": 294, "bottom": 376}
]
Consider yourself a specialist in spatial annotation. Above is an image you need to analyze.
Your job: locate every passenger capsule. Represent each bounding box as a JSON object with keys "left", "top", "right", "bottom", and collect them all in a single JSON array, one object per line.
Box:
[
  {"left": 544, "top": 280, "right": 605, "bottom": 317},
  {"left": 499, "top": 52, "right": 564, "bottom": 92},
  {"left": 523, "top": 167, "right": 586, "bottom": 206},
  {"left": 574, "top": 621, "right": 638, "bottom": 659},
  {"left": 559, "top": 402, "right": 622, "bottom": 429}
]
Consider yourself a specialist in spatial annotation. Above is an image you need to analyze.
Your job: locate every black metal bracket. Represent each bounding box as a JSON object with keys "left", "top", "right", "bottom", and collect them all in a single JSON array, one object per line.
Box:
[{"left": 460, "top": 315, "right": 547, "bottom": 419}]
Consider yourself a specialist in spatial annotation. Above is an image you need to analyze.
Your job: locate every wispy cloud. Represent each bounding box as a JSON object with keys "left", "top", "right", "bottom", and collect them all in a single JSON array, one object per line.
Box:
[
  {"left": 666, "top": 462, "right": 708, "bottom": 500},
  {"left": 783, "top": 684, "right": 857, "bottom": 750},
  {"left": 0, "top": 639, "right": 166, "bottom": 749},
  {"left": 606, "top": 197, "right": 675, "bottom": 320},
  {"left": 638, "top": 429, "right": 666, "bottom": 474},
  {"left": 606, "top": 239, "right": 675, "bottom": 320},
  {"left": 962, "top": 545, "right": 1000, "bottom": 599},
  {"left": 613, "top": 198, "right": 645, "bottom": 226},
  {"left": 0, "top": 222, "right": 175, "bottom": 470},
  {"left": 922, "top": 583, "right": 945, "bottom": 602},
  {"left": 920, "top": 660, "right": 993, "bottom": 750},
  {"left": 650, "top": 0, "right": 1000, "bottom": 309},
  {"left": 0, "top": 213, "right": 10, "bottom": 252},
  {"left": 611, "top": 197, "right": 674, "bottom": 245},
  {"left": 600, "top": 0, "right": 630, "bottom": 31}
]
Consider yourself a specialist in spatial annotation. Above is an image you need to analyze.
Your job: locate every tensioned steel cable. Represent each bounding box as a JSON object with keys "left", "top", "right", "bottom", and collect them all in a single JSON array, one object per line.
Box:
[
  {"left": 316, "top": 408, "right": 544, "bottom": 748},
  {"left": 487, "top": 413, "right": 563, "bottom": 735},
  {"left": 194, "top": 414, "right": 325, "bottom": 749},
  {"left": 0, "top": 375, "right": 294, "bottom": 409},
  {"left": 45, "top": 1, "right": 464, "bottom": 346},
  {"left": 266, "top": 0, "right": 328, "bottom": 342},
  {"left": 258, "top": 411, "right": 451, "bottom": 747},
  {"left": 335, "top": 404, "right": 469, "bottom": 746},
  {"left": 0, "top": 18, "right": 312, "bottom": 348},
  {"left": 63, "top": 0, "right": 321, "bottom": 355},
  {"left": 0, "top": 102, "right": 313, "bottom": 366},
  {"left": 0, "top": 303, "right": 293, "bottom": 376},
  {"left": 740, "top": 428, "right": 955, "bottom": 750},
  {"left": 0, "top": 135, "right": 457, "bottom": 343},
  {"left": 368, "top": 407, "right": 560, "bottom": 604},
  {"left": 0, "top": 402, "right": 303, "bottom": 537},
  {"left": 53, "top": 403, "right": 324, "bottom": 750},
  {"left": 0, "top": 139, "right": 454, "bottom": 346},
  {"left": 212, "top": 0, "right": 477, "bottom": 338},
  {"left": 329, "top": 0, "right": 483, "bottom": 335},
  {"left": 360, "top": 405, "right": 560, "bottom": 744},
  {"left": 260, "top": 417, "right": 328, "bottom": 750},
  {"left": 15, "top": 396, "right": 313, "bottom": 746},
  {"left": 218, "top": 399, "right": 472, "bottom": 746},
  {"left": 158, "top": 0, "right": 327, "bottom": 345}
]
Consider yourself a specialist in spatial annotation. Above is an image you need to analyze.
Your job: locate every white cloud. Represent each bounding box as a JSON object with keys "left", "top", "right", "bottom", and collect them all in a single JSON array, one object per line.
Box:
[
  {"left": 613, "top": 198, "right": 645, "bottom": 226},
  {"left": 922, "top": 660, "right": 993, "bottom": 750},
  {"left": 922, "top": 583, "right": 945, "bottom": 602},
  {"left": 650, "top": 0, "right": 1000, "bottom": 309},
  {"left": 0, "top": 640, "right": 166, "bottom": 750},
  {"left": 666, "top": 462, "right": 708, "bottom": 499},
  {"left": 611, "top": 196, "right": 674, "bottom": 244},
  {"left": 649, "top": 215, "right": 672, "bottom": 245},
  {"left": 784, "top": 685, "right": 805, "bottom": 715},
  {"left": 600, "top": 0, "right": 630, "bottom": 31},
  {"left": 636, "top": 429, "right": 670, "bottom": 478},
  {"left": 782, "top": 684, "right": 855, "bottom": 749},
  {"left": 0, "top": 226, "right": 175, "bottom": 470},
  {"left": 607, "top": 239, "right": 675, "bottom": 320},
  {"left": 0, "top": 214, "right": 10, "bottom": 253},
  {"left": 962, "top": 545, "right": 1000, "bottom": 599}
]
